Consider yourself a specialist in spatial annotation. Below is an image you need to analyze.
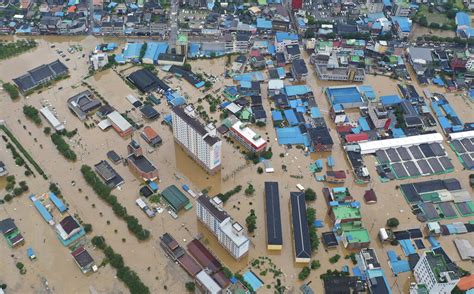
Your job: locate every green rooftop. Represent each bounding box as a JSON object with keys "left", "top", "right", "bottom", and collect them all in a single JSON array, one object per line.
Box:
[
  {"left": 342, "top": 227, "right": 370, "bottom": 244},
  {"left": 257, "top": 0, "right": 267, "bottom": 5},
  {"left": 332, "top": 205, "right": 361, "bottom": 221},
  {"left": 177, "top": 34, "right": 188, "bottom": 44},
  {"left": 161, "top": 185, "right": 190, "bottom": 212}
]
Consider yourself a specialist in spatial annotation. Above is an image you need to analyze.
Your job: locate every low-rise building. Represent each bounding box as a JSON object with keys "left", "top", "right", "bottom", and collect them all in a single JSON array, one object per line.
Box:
[
  {"left": 229, "top": 121, "right": 267, "bottom": 153},
  {"left": 13, "top": 60, "right": 68, "bottom": 93},
  {"left": 67, "top": 90, "right": 102, "bottom": 121},
  {"left": 126, "top": 140, "right": 159, "bottom": 181},
  {"left": 71, "top": 246, "right": 95, "bottom": 274},
  {"left": 290, "top": 191, "right": 311, "bottom": 264},
  {"left": 94, "top": 160, "right": 124, "bottom": 188},
  {"left": 107, "top": 111, "right": 133, "bottom": 137},
  {"left": 141, "top": 126, "right": 162, "bottom": 147}
]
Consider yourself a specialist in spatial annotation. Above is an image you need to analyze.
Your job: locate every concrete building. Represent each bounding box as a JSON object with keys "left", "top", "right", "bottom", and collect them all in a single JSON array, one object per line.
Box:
[
  {"left": 90, "top": 53, "right": 109, "bottom": 70},
  {"left": 126, "top": 140, "right": 159, "bottom": 181},
  {"left": 172, "top": 105, "right": 222, "bottom": 174},
  {"left": 229, "top": 121, "right": 267, "bottom": 153},
  {"left": 314, "top": 64, "right": 365, "bottom": 82},
  {"left": 67, "top": 90, "right": 102, "bottom": 121},
  {"left": 196, "top": 195, "right": 250, "bottom": 259},
  {"left": 413, "top": 251, "right": 460, "bottom": 294}
]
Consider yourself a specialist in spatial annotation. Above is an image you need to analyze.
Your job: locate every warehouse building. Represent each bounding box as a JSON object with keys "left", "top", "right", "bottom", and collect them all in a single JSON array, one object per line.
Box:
[
  {"left": 265, "top": 182, "right": 282, "bottom": 250},
  {"left": 290, "top": 192, "right": 311, "bottom": 263},
  {"left": 13, "top": 60, "right": 68, "bottom": 92}
]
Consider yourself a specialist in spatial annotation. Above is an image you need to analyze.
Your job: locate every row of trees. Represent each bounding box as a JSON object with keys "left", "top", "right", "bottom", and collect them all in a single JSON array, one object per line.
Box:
[
  {"left": 216, "top": 185, "right": 242, "bottom": 203},
  {"left": 1, "top": 125, "right": 46, "bottom": 179},
  {"left": 3, "top": 83, "right": 19, "bottom": 100},
  {"left": 306, "top": 207, "right": 320, "bottom": 251},
  {"left": 0, "top": 39, "right": 37, "bottom": 61},
  {"left": 81, "top": 165, "right": 151, "bottom": 240},
  {"left": 23, "top": 105, "right": 42, "bottom": 125},
  {"left": 91, "top": 236, "right": 149, "bottom": 294},
  {"left": 51, "top": 133, "right": 77, "bottom": 161}
]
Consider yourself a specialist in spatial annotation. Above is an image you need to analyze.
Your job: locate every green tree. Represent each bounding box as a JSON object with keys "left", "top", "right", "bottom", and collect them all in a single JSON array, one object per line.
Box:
[
  {"left": 84, "top": 223, "right": 92, "bottom": 233},
  {"left": 298, "top": 266, "right": 311, "bottom": 280},
  {"left": 246, "top": 209, "right": 257, "bottom": 233},
  {"left": 245, "top": 184, "right": 255, "bottom": 195},
  {"left": 185, "top": 282, "right": 195, "bottom": 292},
  {"left": 329, "top": 254, "right": 341, "bottom": 264},
  {"left": 311, "top": 260, "right": 321, "bottom": 270},
  {"left": 43, "top": 127, "right": 51, "bottom": 135},
  {"left": 3, "top": 83, "right": 19, "bottom": 100},
  {"left": 305, "top": 188, "right": 316, "bottom": 201},
  {"left": 257, "top": 167, "right": 263, "bottom": 174},
  {"left": 386, "top": 217, "right": 400, "bottom": 228},
  {"left": 23, "top": 105, "right": 42, "bottom": 125}
]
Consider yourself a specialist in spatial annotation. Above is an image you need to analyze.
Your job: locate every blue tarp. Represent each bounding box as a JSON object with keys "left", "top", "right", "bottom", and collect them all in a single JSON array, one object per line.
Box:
[
  {"left": 49, "top": 192, "right": 67, "bottom": 213},
  {"left": 272, "top": 110, "right": 283, "bottom": 121},
  {"left": 284, "top": 109, "right": 299, "bottom": 126},
  {"left": 285, "top": 85, "right": 311, "bottom": 96},
  {"left": 428, "top": 236, "right": 440, "bottom": 248},
  {"left": 358, "top": 117, "right": 370, "bottom": 132},
  {"left": 310, "top": 107, "right": 322, "bottom": 118},
  {"left": 438, "top": 116, "right": 452, "bottom": 129},
  {"left": 148, "top": 181, "right": 158, "bottom": 191}
]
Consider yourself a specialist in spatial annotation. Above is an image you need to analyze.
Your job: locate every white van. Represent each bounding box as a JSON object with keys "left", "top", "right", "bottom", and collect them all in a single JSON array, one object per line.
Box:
[{"left": 296, "top": 184, "right": 305, "bottom": 191}]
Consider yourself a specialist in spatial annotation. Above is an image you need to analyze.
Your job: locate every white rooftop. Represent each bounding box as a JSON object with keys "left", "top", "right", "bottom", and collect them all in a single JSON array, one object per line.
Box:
[
  {"left": 358, "top": 133, "right": 443, "bottom": 154},
  {"left": 40, "top": 107, "right": 65, "bottom": 131},
  {"left": 107, "top": 111, "right": 132, "bottom": 132},
  {"left": 231, "top": 121, "right": 266, "bottom": 149},
  {"left": 196, "top": 271, "right": 222, "bottom": 294},
  {"left": 219, "top": 218, "right": 249, "bottom": 247}
]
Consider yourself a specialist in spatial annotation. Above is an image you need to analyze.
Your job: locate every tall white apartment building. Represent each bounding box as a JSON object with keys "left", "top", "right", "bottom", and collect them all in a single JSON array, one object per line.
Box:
[
  {"left": 172, "top": 105, "right": 222, "bottom": 174},
  {"left": 413, "top": 251, "right": 460, "bottom": 294},
  {"left": 196, "top": 195, "right": 249, "bottom": 259}
]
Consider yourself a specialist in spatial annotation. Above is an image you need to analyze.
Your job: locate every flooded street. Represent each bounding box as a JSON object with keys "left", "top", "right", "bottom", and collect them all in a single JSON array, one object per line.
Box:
[{"left": 0, "top": 37, "right": 472, "bottom": 294}]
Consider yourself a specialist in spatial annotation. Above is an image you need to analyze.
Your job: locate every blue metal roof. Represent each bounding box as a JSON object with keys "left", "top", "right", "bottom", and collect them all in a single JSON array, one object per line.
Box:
[
  {"left": 456, "top": 12, "right": 471, "bottom": 27},
  {"left": 284, "top": 109, "right": 299, "bottom": 126},
  {"left": 49, "top": 192, "right": 68, "bottom": 213},
  {"left": 272, "top": 110, "right": 283, "bottom": 121},
  {"left": 285, "top": 85, "right": 311, "bottom": 96},
  {"left": 380, "top": 95, "right": 402, "bottom": 105},
  {"left": 30, "top": 195, "right": 53, "bottom": 223},
  {"left": 276, "top": 32, "right": 299, "bottom": 42},
  {"left": 256, "top": 18, "right": 272, "bottom": 29},
  {"left": 310, "top": 107, "right": 321, "bottom": 118},
  {"left": 124, "top": 43, "right": 143, "bottom": 59},
  {"left": 358, "top": 117, "right": 370, "bottom": 132}
]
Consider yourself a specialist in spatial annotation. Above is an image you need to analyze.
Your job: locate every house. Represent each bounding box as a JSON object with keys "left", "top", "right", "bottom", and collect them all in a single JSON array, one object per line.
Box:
[
  {"left": 67, "top": 90, "right": 102, "bottom": 121},
  {"left": 326, "top": 170, "right": 346, "bottom": 183},
  {"left": 94, "top": 160, "right": 124, "bottom": 188},
  {"left": 13, "top": 60, "right": 68, "bottom": 93},
  {"left": 126, "top": 140, "right": 159, "bottom": 181},
  {"left": 363, "top": 189, "right": 377, "bottom": 204},
  {"left": 291, "top": 58, "right": 308, "bottom": 81},
  {"left": 56, "top": 216, "right": 81, "bottom": 241},
  {"left": 140, "top": 105, "right": 160, "bottom": 120},
  {"left": 160, "top": 233, "right": 185, "bottom": 260},
  {"left": 250, "top": 55, "right": 266, "bottom": 69},
  {"left": 284, "top": 44, "right": 301, "bottom": 63},
  {"left": 0, "top": 161, "right": 7, "bottom": 177},
  {"left": 308, "top": 127, "right": 333, "bottom": 152},
  {"left": 141, "top": 126, "right": 162, "bottom": 147},
  {"left": 407, "top": 46, "right": 433, "bottom": 77},
  {"left": 107, "top": 111, "right": 133, "bottom": 137},
  {"left": 0, "top": 218, "right": 24, "bottom": 247},
  {"left": 71, "top": 246, "right": 95, "bottom": 274}
]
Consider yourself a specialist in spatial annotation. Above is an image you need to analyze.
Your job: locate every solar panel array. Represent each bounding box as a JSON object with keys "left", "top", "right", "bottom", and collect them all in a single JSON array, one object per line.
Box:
[
  {"left": 376, "top": 143, "right": 453, "bottom": 179},
  {"left": 451, "top": 138, "right": 474, "bottom": 170}
]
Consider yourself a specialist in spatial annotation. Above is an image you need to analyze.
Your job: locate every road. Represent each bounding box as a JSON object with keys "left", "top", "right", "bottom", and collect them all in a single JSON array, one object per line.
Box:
[{"left": 168, "top": 0, "right": 179, "bottom": 51}]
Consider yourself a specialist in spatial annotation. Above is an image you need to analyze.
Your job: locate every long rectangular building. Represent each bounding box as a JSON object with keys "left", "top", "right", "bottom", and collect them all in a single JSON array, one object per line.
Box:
[
  {"left": 196, "top": 195, "right": 249, "bottom": 259},
  {"left": 172, "top": 105, "right": 221, "bottom": 174},
  {"left": 229, "top": 121, "right": 267, "bottom": 153},
  {"left": 290, "top": 192, "right": 311, "bottom": 263},
  {"left": 265, "top": 182, "right": 283, "bottom": 250}
]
